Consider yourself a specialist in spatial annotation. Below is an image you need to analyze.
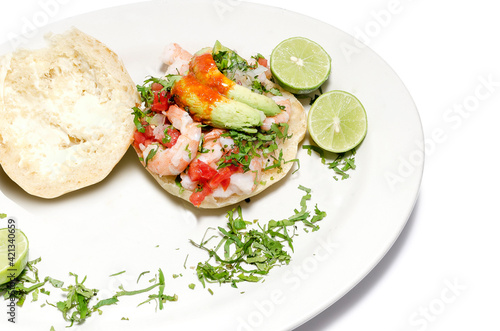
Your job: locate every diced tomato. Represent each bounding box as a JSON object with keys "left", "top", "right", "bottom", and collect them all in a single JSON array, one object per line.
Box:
[
  {"left": 151, "top": 82, "right": 164, "bottom": 91},
  {"left": 151, "top": 90, "right": 170, "bottom": 112},
  {"left": 188, "top": 159, "right": 218, "bottom": 182},
  {"left": 133, "top": 130, "right": 146, "bottom": 145},
  {"left": 133, "top": 131, "right": 145, "bottom": 150},
  {"left": 189, "top": 185, "right": 213, "bottom": 207},
  {"left": 136, "top": 123, "right": 180, "bottom": 150},
  {"left": 144, "top": 125, "right": 155, "bottom": 139},
  {"left": 133, "top": 130, "right": 153, "bottom": 150},
  {"left": 133, "top": 122, "right": 155, "bottom": 150},
  {"left": 208, "top": 165, "right": 242, "bottom": 190},
  {"left": 187, "top": 161, "right": 243, "bottom": 206},
  {"left": 161, "top": 128, "right": 181, "bottom": 148},
  {"left": 257, "top": 57, "right": 268, "bottom": 68},
  {"left": 220, "top": 178, "right": 231, "bottom": 191}
]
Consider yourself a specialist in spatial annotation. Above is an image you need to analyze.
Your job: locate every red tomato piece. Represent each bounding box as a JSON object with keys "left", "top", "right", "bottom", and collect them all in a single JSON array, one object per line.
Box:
[
  {"left": 208, "top": 165, "right": 242, "bottom": 190},
  {"left": 220, "top": 178, "right": 231, "bottom": 191},
  {"left": 133, "top": 130, "right": 154, "bottom": 150},
  {"left": 144, "top": 125, "right": 155, "bottom": 139},
  {"left": 133, "top": 130, "right": 146, "bottom": 144},
  {"left": 189, "top": 185, "right": 213, "bottom": 207},
  {"left": 151, "top": 90, "right": 170, "bottom": 112},
  {"left": 151, "top": 82, "right": 163, "bottom": 91},
  {"left": 161, "top": 128, "right": 181, "bottom": 148},
  {"left": 133, "top": 131, "right": 146, "bottom": 150},
  {"left": 188, "top": 160, "right": 218, "bottom": 182},
  {"left": 257, "top": 57, "right": 268, "bottom": 68},
  {"left": 188, "top": 161, "right": 243, "bottom": 206}
]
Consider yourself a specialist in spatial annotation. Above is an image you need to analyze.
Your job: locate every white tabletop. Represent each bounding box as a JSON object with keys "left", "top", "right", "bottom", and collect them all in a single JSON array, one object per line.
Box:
[{"left": 1, "top": 1, "right": 498, "bottom": 330}]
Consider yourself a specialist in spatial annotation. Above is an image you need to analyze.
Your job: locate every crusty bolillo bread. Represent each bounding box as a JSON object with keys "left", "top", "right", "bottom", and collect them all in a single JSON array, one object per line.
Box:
[{"left": 0, "top": 28, "right": 140, "bottom": 198}]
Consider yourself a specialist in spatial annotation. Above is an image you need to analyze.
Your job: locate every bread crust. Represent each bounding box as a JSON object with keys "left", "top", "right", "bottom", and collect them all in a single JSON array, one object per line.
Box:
[
  {"left": 140, "top": 86, "right": 306, "bottom": 208},
  {"left": 0, "top": 28, "right": 140, "bottom": 198}
]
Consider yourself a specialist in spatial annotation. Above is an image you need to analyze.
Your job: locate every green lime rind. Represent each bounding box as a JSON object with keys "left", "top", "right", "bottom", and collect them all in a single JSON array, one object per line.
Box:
[
  {"left": 307, "top": 90, "right": 367, "bottom": 153},
  {"left": 270, "top": 37, "right": 331, "bottom": 94},
  {"left": 0, "top": 228, "right": 29, "bottom": 285}
]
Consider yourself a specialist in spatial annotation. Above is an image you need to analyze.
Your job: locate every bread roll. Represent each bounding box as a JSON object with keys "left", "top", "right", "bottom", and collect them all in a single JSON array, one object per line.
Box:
[{"left": 0, "top": 28, "right": 140, "bottom": 198}]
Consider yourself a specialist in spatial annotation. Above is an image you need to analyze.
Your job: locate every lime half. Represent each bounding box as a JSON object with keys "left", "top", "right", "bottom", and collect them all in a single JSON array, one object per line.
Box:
[
  {"left": 270, "top": 37, "right": 331, "bottom": 94},
  {"left": 308, "top": 90, "right": 367, "bottom": 153},
  {"left": 0, "top": 228, "right": 29, "bottom": 285}
]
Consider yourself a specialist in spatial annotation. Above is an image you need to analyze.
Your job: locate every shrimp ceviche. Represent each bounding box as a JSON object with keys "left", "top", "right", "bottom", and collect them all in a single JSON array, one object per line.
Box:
[{"left": 132, "top": 41, "right": 306, "bottom": 208}]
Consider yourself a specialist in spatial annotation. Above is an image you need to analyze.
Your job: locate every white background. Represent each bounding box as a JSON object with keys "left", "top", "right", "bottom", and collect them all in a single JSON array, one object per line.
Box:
[{"left": 1, "top": 1, "right": 499, "bottom": 330}]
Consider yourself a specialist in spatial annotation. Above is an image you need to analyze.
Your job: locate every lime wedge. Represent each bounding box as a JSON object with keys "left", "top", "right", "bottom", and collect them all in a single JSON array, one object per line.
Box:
[
  {"left": 0, "top": 228, "right": 29, "bottom": 285},
  {"left": 270, "top": 37, "right": 331, "bottom": 94},
  {"left": 308, "top": 90, "right": 367, "bottom": 153}
]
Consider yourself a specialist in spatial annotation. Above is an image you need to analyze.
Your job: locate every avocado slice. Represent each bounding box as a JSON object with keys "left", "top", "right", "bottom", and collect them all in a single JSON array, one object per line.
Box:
[
  {"left": 171, "top": 74, "right": 263, "bottom": 132},
  {"left": 189, "top": 48, "right": 281, "bottom": 117}
]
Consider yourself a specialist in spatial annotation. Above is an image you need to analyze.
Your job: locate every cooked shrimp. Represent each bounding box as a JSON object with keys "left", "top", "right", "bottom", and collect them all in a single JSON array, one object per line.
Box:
[
  {"left": 203, "top": 128, "right": 226, "bottom": 141},
  {"left": 179, "top": 128, "right": 237, "bottom": 191},
  {"left": 196, "top": 128, "right": 235, "bottom": 168},
  {"left": 261, "top": 97, "right": 292, "bottom": 131},
  {"left": 145, "top": 105, "right": 201, "bottom": 176},
  {"left": 204, "top": 128, "right": 234, "bottom": 151},
  {"left": 162, "top": 43, "right": 192, "bottom": 75},
  {"left": 166, "top": 104, "right": 193, "bottom": 132},
  {"left": 197, "top": 139, "right": 224, "bottom": 169},
  {"left": 180, "top": 172, "right": 197, "bottom": 191}
]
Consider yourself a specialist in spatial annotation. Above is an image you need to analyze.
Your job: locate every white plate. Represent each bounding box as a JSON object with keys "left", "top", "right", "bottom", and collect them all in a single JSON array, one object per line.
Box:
[{"left": 0, "top": 1, "right": 423, "bottom": 330}]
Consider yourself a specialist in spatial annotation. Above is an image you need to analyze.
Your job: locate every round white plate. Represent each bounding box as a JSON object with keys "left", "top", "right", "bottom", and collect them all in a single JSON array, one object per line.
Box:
[{"left": 0, "top": 1, "right": 423, "bottom": 330}]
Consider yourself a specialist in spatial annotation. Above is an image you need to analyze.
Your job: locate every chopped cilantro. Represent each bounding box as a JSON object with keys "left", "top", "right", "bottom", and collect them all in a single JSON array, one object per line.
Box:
[
  {"left": 135, "top": 269, "right": 178, "bottom": 310},
  {"left": 136, "top": 75, "right": 181, "bottom": 107},
  {"left": 175, "top": 175, "right": 185, "bottom": 194},
  {"left": 183, "top": 254, "right": 189, "bottom": 269},
  {"left": 162, "top": 129, "right": 172, "bottom": 145},
  {"left": 219, "top": 123, "right": 291, "bottom": 174},
  {"left": 251, "top": 79, "right": 265, "bottom": 94},
  {"left": 212, "top": 40, "right": 250, "bottom": 79},
  {"left": 2, "top": 260, "right": 177, "bottom": 327},
  {"left": 32, "top": 288, "right": 39, "bottom": 302},
  {"left": 251, "top": 78, "right": 283, "bottom": 96},
  {"left": 251, "top": 53, "right": 265, "bottom": 62},
  {"left": 0, "top": 258, "right": 62, "bottom": 307},
  {"left": 131, "top": 107, "right": 148, "bottom": 133},
  {"left": 48, "top": 273, "right": 98, "bottom": 327},
  {"left": 185, "top": 143, "right": 192, "bottom": 159},
  {"left": 144, "top": 145, "right": 159, "bottom": 167},
  {"left": 303, "top": 145, "right": 357, "bottom": 180},
  {"left": 109, "top": 270, "right": 126, "bottom": 277},
  {"left": 190, "top": 186, "right": 326, "bottom": 288},
  {"left": 137, "top": 271, "right": 150, "bottom": 284}
]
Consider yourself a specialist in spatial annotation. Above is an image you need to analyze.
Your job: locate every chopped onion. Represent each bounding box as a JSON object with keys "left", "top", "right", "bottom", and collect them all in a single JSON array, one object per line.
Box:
[
  {"left": 153, "top": 124, "right": 167, "bottom": 140},
  {"left": 150, "top": 113, "right": 166, "bottom": 126},
  {"left": 180, "top": 172, "right": 198, "bottom": 191},
  {"left": 228, "top": 173, "right": 255, "bottom": 195},
  {"left": 249, "top": 65, "right": 268, "bottom": 76}
]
